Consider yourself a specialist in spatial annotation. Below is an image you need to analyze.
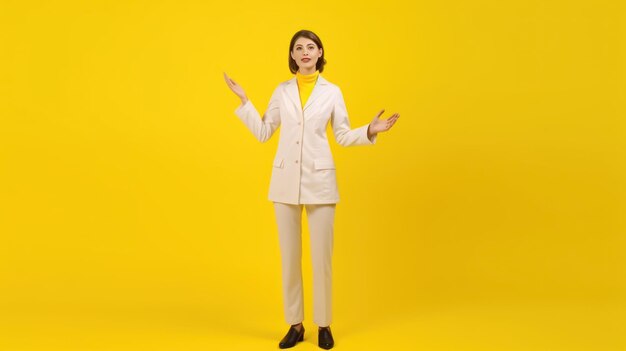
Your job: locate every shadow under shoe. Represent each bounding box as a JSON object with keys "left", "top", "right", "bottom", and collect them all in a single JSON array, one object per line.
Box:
[{"left": 279, "top": 324, "right": 305, "bottom": 349}]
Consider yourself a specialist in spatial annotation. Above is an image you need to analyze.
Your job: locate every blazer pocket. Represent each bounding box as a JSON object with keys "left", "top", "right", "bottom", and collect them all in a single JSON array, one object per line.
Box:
[
  {"left": 314, "top": 158, "right": 336, "bottom": 170},
  {"left": 273, "top": 157, "right": 284, "bottom": 169}
]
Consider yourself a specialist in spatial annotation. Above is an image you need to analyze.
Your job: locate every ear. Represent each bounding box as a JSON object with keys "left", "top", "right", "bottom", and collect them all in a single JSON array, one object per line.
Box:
[{"left": 319, "top": 48, "right": 323, "bottom": 57}]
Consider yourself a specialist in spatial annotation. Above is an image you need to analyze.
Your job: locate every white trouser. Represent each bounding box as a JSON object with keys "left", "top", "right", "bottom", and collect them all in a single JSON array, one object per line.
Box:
[{"left": 273, "top": 202, "right": 336, "bottom": 327}]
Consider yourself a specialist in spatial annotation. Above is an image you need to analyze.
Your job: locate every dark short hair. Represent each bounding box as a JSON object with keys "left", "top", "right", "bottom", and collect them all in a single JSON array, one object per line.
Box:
[{"left": 288, "top": 30, "right": 327, "bottom": 74}]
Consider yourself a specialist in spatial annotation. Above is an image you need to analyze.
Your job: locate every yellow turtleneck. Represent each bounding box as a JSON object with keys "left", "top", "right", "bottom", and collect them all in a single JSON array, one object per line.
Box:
[{"left": 295, "top": 70, "right": 320, "bottom": 109}]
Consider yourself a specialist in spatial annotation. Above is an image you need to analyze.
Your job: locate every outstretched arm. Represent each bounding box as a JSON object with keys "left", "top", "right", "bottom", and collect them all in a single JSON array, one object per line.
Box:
[
  {"left": 331, "top": 87, "right": 400, "bottom": 146},
  {"left": 223, "top": 72, "right": 248, "bottom": 104},
  {"left": 367, "top": 109, "right": 400, "bottom": 140},
  {"left": 224, "top": 72, "right": 281, "bottom": 143}
]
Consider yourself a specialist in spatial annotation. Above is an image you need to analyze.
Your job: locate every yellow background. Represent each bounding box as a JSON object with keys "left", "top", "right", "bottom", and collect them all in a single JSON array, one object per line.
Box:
[{"left": 1, "top": 0, "right": 625, "bottom": 350}]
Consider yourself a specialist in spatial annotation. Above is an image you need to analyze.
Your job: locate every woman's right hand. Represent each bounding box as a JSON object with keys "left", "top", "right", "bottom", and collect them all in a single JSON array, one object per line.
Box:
[{"left": 223, "top": 72, "right": 248, "bottom": 104}]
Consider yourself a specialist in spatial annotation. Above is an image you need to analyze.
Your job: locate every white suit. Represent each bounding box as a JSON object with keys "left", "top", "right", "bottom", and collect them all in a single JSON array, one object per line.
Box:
[
  {"left": 233, "top": 73, "right": 376, "bottom": 327},
  {"left": 234, "top": 74, "right": 377, "bottom": 204}
]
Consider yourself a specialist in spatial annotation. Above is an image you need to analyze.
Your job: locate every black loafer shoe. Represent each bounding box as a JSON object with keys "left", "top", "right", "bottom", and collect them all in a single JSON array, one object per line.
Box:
[
  {"left": 279, "top": 324, "right": 304, "bottom": 349},
  {"left": 318, "top": 326, "right": 334, "bottom": 349}
]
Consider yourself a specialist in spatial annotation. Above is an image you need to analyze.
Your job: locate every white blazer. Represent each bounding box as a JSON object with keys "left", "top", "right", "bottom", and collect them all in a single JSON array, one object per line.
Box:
[{"left": 234, "top": 74, "right": 377, "bottom": 204}]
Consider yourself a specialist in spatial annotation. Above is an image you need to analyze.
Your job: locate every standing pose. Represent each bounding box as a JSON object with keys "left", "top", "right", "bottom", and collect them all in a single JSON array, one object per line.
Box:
[{"left": 223, "top": 29, "right": 399, "bottom": 349}]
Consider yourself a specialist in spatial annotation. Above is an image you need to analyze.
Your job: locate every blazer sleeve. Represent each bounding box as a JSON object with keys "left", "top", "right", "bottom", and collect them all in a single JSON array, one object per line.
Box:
[
  {"left": 330, "top": 87, "right": 377, "bottom": 146},
  {"left": 234, "top": 86, "right": 281, "bottom": 143}
]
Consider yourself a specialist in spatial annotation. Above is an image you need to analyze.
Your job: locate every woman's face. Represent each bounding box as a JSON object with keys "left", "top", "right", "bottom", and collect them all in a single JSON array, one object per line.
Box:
[{"left": 291, "top": 37, "right": 322, "bottom": 73}]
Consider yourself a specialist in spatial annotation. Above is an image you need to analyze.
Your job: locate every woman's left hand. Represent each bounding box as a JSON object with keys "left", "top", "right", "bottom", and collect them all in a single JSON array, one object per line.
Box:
[{"left": 368, "top": 109, "right": 400, "bottom": 138}]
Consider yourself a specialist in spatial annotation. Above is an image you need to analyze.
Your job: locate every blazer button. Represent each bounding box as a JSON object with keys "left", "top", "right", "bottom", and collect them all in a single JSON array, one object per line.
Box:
[
  {"left": 296, "top": 141, "right": 300, "bottom": 144},
  {"left": 298, "top": 122, "right": 301, "bottom": 125},
  {"left": 295, "top": 160, "right": 299, "bottom": 163}
]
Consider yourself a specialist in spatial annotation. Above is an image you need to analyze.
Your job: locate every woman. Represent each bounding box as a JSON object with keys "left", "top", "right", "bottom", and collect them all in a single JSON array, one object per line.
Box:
[{"left": 223, "top": 29, "right": 399, "bottom": 349}]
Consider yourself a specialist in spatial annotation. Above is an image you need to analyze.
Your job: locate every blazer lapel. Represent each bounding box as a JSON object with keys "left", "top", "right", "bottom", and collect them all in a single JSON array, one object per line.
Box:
[
  {"left": 303, "top": 74, "right": 329, "bottom": 113},
  {"left": 285, "top": 77, "right": 302, "bottom": 120},
  {"left": 285, "top": 74, "right": 331, "bottom": 120}
]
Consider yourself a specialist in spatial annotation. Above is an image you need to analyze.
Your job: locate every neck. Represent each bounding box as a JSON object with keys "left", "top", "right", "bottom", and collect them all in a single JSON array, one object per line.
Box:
[{"left": 298, "top": 67, "right": 317, "bottom": 75}]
